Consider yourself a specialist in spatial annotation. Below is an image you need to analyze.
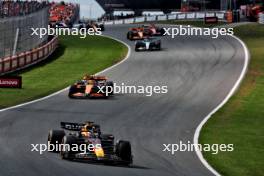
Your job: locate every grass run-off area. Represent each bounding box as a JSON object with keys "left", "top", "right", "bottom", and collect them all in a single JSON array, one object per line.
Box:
[
  {"left": 200, "top": 23, "right": 264, "bottom": 176},
  {"left": 0, "top": 35, "right": 127, "bottom": 109}
]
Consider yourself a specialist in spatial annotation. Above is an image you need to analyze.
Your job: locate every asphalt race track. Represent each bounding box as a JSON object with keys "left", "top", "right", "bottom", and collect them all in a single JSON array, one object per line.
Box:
[{"left": 0, "top": 25, "right": 246, "bottom": 176}]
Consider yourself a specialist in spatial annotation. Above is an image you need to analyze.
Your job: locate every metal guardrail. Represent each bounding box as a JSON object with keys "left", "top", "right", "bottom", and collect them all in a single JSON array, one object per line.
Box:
[
  {"left": 0, "top": 36, "right": 58, "bottom": 76},
  {"left": 103, "top": 11, "right": 226, "bottom": 25}
]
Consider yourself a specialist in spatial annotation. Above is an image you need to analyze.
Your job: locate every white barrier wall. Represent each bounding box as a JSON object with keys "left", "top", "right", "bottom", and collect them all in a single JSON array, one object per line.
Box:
[
  {"left": 124, "top": 18, "right": 134, "bottom": 24},
  {"left": 168, "top": 14, "right": 177, "bottom": 20},
  {"left": 196, "top": 12, "right": 205, "bottom": 18},
  {"left": 178, "top": 13, "right": 186, "bottom": 19},
  {"left": 135, "top": 17, "right": 145, "bottom": 23},
  {"left": 216, "top": 12, "right": 225, "bottom": 19},
  {"left": 103, "top": 11, "right": 226, "bottom": 25},
  {"left": 206, "top": 12, "right": 215, "bottom": 17},
  {"left": 104, "top": 21, "right": 114, "bottom": 25},
  {"left": 115, "top": 20, "right": 123, "bottom": 24},
  {"left": 187, "top": 13, "right": 195, "bottom": 19},
  {"left": 146, "top": 16, "right": 156, "bottom": 21},
  {"left": 157, "top": 15, "right": 167, "bottom": 21}
]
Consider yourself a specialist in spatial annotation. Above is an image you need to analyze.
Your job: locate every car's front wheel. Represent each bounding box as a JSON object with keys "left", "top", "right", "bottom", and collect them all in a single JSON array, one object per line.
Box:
[
  {"left": 48, "top": 130, "right": 65, "bottom": 152},
  {"left": 68, "top": 85, "right": 77, "bottom": 98},
  {"left": 115, "top": 140, "right": 133, "bottom": 165}
]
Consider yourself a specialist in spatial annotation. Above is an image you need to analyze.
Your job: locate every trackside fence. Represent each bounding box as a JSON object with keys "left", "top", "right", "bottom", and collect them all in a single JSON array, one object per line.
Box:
[
  {"left": 0, "top": 36, "right": 58, "bottom": 75},
  {"left": 103, "top": 11, "right": 226, "bottom": 25},
  {"left": 0, "top": 7, "right": 49, "bottom": 58}
]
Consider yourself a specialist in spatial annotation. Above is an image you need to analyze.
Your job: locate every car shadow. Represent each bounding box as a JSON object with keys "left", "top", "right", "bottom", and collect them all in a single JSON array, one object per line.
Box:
[
  {"left": 68, "top": 159, "right": 151, "bottom": 170},
  {"left": 134, "top": 48, "right": 167, "bottom": 52}
]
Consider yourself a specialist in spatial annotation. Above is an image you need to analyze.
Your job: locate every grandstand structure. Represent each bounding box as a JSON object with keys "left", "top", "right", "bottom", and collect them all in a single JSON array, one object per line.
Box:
[
  {"left": 49, "top": 2, "right": 80, "bottom": 26},
  {"left": 0, "top": 0, "right": 48, "bottom": 18}
]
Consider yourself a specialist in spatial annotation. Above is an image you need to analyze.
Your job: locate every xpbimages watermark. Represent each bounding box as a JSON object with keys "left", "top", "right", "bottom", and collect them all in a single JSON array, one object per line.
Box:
[
  {"left": 97, "top": 83, "right": 168, "bottom": 96},
  {"left": 163, "top": 25, "right": 234, "bottom": 39},
  {"left": 31, "top": 141, "right": 101, "bottom": 155},
  {"left": 163, "top": 141, "right": 234, "bottom": 155},
  {"left": 31, "top": 25, "right": 102, "bottom": 39}
]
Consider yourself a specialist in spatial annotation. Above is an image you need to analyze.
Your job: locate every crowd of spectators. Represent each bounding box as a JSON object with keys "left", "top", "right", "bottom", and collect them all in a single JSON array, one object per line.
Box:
[
  {"left": 0, "top": 0, "right": 48, "bottom": 18},
  {"left": 49, "top": 1, "right": 79, "bottom": 26},
  {"left": 0, "top": 0, "right": 79, "bottom": 27}
]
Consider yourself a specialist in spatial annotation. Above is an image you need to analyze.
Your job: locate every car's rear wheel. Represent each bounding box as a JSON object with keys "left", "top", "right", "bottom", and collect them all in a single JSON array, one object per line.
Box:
[
  {"left": 127, "top": 32, "right": 133, "bottom": 40},
  {"left": 68, "top": 85, "right": 77, "bottom": 98},
  {"left": 48, "top": 130, "right": 65, "bottom": 152},
  {"left": 60, "top": 135, "right": 77, "bottom": 160},
  {"left": 158, "top": 44, "right": 161, "bottom": 50},
  {"left": 116, "top": 140, "right": 133, "bottom": 165},
  {"left": 100, "top": 25, "right": 105, "bottom": 31},
  {"left": 158, "top": 27, "right": 165, "bottom": 36},
  {"left": 106, "top": 81, "right": 114, "bottom": 95}
]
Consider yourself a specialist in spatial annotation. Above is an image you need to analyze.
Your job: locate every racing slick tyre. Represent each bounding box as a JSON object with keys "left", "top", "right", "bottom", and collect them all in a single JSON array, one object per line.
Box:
[
  {"left": 60, "top": 135, "right": 78, "bottom": 160},
  {"left": 48, "top": 130, "right": 65, "bottom": 152},
  {"left": 106, "top": 81, "right": 114, "bottom": 95},
  {"left": 157, "top": 44, "right": 161, "bottom": 51},
  {"left": 68, "top": 85, "right": 77, "bottom": 98},
  {"left": 158, "top": 28, "right": 165, "bottom": 36},
  {"left": 116, "top": 140, "right": 133, "bottom": 165},
  {"left": 99, "top": 24, "right": 105, "bottom": 31},
  {"left": 127, "top": 32, "right": 133, "bottom": 40}
]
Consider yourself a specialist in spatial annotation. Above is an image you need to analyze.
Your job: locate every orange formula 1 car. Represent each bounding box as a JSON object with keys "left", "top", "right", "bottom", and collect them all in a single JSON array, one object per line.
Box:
[
  {"left": 127, "top": 27, "right": 150, "bottom": 40},
  {"left": 142, "top": 24, "right": 165, "bottom": 36},
  {"left": 127, "top": 24, "right": 165, "bottom": 40},
  {"left": 68, "top": 75, "right": 114, "bottom": 99}
]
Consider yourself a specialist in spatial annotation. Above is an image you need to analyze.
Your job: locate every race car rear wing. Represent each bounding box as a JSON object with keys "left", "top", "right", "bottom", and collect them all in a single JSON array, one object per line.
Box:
[
  {"left": 60, "top": 122, "right": 85, "bottom": 131},
  {"left": 92, "top": 76, "right": 107, "bottom": 80},
  {"left": 60, "top": 121, "right": 100, "bottom": 131},
  {"left": 83, "top": 75, "right": 107, "bottom": 81}
]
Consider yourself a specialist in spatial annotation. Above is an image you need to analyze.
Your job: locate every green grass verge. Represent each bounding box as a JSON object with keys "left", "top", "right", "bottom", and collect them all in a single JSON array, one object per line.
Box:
[
  {"left": 0, "top": 35, "right": 127, "bottom": 109},
  {"left": 200, "top": 23, "right": 264, "bottom": 176}
]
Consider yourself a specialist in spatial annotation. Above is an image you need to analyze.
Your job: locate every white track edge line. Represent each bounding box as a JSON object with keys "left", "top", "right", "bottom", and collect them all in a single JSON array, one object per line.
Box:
[
  {"left": 193, "top": 35, "right": 250, "bottom": 176},
  {"left": 0, "top": 35, "right": 131, "bottom": 112}
]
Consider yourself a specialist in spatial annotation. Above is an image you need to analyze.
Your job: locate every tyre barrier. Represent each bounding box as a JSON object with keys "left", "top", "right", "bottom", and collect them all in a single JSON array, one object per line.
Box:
[
  {"left": 259, "top": 13, "right": 264, "bottom": 24},
  {"left": 0, "top": 36, "right": 58, "bottom": 75}
]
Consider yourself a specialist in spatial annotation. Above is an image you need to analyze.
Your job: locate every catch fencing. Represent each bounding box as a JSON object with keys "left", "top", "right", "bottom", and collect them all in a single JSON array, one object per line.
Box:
[{"left": 0, "top": 7, "right": 49, "bottom": 59}]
